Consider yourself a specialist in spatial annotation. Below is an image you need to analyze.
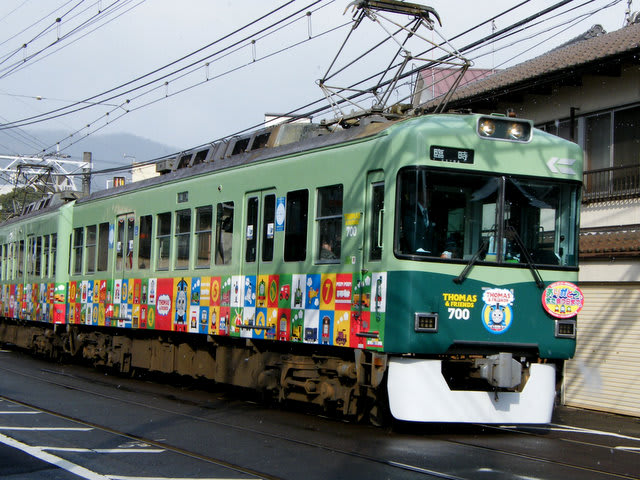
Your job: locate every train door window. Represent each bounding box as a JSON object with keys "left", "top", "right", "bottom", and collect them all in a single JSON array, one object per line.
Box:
[
  {"left": 156, "top": 212, "right": 172, "bottom": 271},
  {"left": 284, "top": 189, "right": 308, "bottom": 262},
  {"left": 26, "top": 237, "right": 34, "bottom": 276},
  {"left": 19, "top": 240, "right": 25, "bottom": 277},
  {"left": 86, "top": 225, "right": 97, "bottom": 274},
  {"left": 73, "top": 228, "right": 83, "bottom": 275},
  {"left": 245, "top": 197, "right": 259, "bottom": 263},
  {"left": 369, "top": 182, "right": 385, "bottom": 261},
  {"left": 137, "top": 216, "right": 152, "bottom": 270},
  {"left": 195, "top": 206, "right": 212, "bottom": 268},
  {"left": 51, "top": 234, "right": 57, "bottom": 276},
  {"left": 175, "top": 209, "right": 191, "bottom": 270},
  {"left": 215, "top": 202, "right": 234, "bottom": 265},
  {"left": 0, "top": 244, "right": 5, "bottom": 281},
  {"left": 116, "top": 216, "right": 135, "bottom": 272},
  {"left": 316, "top": 185, "right": 342, "bottom": 264},
  {"left": 43, "top": 236, "right": 50, "bottom": 278},
  {"left": 262, "top": 194, "right": 275, "bottom": 262},
  {"left": 97, "top": 222, "right": 110, "bottom": 272},
  {"left": 35, "top": 236, "right": 42, "bottom": 277}
]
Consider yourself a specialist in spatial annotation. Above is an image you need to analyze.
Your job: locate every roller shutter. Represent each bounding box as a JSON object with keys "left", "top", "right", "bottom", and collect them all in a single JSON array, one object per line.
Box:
[{"left": 563, "top": 283, "right": 640, "bottom": 417}]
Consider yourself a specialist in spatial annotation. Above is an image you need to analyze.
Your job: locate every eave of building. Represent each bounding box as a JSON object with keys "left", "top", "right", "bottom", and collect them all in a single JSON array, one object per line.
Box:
[{"left": 421, "top": 22, "right": 640, "bottom": 113}]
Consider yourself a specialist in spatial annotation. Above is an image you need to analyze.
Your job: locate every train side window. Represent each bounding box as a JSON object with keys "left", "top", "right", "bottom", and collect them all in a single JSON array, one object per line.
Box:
[
  {"left": 73, "top": 228, "right": 83, "bottom": 275},
  {"left": 195, "top": 206, "right": 212, "bottom": 268},
  {"left": 245, "top": 197, "right": 259, "bottom": 263},
  {"left": 97, "top": 222, "right": 110, "bottom": 272},
  {"left": 215, "top": 202, "right": 234, "bottom": 265},
  {"left": 156, "top": 212, "right": 172, "bottom": 271},
  {"left": 138, "top": 216, "right": 152, "bottom": 270},
  {"left": 284, "top": 189, "right": 308, "bottom": 262},
  {"left": 86, "top": 225, "right": 97, "bottom": 274},
  {"left": 175, "top": 209, "right": 191, "bottom": 270},
  {"left": 51, "top": 234, "right": 57, "bottom": 277},
  {"left": 316, "top": 185, "right": 342, "bottom": 264},
  {"left": 369, "top": 182, "right": 385, "bottom": 261}
]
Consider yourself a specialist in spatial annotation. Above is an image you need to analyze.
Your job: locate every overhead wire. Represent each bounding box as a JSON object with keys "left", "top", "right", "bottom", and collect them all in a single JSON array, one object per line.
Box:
[
  {"left": 4, "top": 0, "right": 623, "bottom": 176},
  {"left": 0, "top": 0, "right": 309, "bottom": 129},
  {"left": 0, "top": 0, "right": 139, "bottom": 79},
  {"left": 61, "top": 0, "right": 595, "bottom": 175}
]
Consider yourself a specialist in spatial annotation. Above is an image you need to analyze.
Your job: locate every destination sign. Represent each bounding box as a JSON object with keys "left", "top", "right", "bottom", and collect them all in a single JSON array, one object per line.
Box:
[{"left": 430, "top": 145, "right": 474, "bottom": 164}]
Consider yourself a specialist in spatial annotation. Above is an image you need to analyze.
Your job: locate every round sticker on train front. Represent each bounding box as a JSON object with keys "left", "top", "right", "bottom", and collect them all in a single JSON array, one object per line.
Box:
[{"left": 542, "top": 281, "right": 584, "bottom": 318}]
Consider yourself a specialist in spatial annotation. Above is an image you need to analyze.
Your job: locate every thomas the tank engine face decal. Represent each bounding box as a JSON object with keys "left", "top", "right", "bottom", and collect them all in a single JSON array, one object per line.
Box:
[
  {"left": 542, "top": 281, "right": 584, "bottom": 318},
  {"left": 481, "top": 288, "right": 514, "bottom": 334}
]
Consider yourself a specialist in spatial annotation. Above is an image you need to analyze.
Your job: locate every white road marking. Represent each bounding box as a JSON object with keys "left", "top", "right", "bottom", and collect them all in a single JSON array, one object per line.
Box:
[
  {"left": 0, "top": 432, "right": 111, "bottom": 480},
  {"left": 0, "top": 411, "right": 39, "bottom": 414},
  {"left": 41, "top": 447, "right": 165, "bottom": 454},
  {"left": 0, "top": 426, "right": 93, "bottom": 431}
]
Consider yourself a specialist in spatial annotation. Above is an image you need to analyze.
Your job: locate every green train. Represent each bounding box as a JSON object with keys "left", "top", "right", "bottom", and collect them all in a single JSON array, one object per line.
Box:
[{"left": 0, "top": 112, "right": 584, "bottom": 423}]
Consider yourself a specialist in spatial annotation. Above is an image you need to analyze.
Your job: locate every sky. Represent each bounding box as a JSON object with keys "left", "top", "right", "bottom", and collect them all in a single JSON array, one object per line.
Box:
[{"left": 0, "top": 0, "right": 633, "bottom": 168}]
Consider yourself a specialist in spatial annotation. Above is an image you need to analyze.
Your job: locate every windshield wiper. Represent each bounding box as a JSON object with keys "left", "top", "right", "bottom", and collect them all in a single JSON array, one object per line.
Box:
[
  {"left": 453, "top": 239, "right": 488, "bottom": 285},
  {"left": 506, "top": 225, "right": 544, "bottom": 289}
]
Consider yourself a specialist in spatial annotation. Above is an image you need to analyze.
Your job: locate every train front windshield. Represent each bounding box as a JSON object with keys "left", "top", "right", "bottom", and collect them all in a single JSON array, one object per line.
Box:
[{"left": 395, "top": 168, "right": 580, "bottom": 268}]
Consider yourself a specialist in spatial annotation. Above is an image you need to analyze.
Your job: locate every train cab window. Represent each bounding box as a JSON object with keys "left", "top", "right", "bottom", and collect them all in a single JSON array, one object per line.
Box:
[
  {"left": 73, "top": 228, "right": 83, "bottom": 275},
  {"left": 86, "top": 225, "right": 97, "bottom": 274},
  {"left": 156, "top": 212, "right": 172, "bottom": 271},
  {"left": 175, "top": 209, "right": 191, "bottom": 270},
  {"left": 316, "top": 185, "right": 342, "bottom": 264},
  {"left": 215, "top": 202, "right": 234, "bottom": 265},
  {"left": 195, "top": 206, "right": 212, "bottom": 268},
  {"left": 284, "top": 189, "right": 308, "bottom": 262},
  {"left": 138, "top": 216, "right": 152, "bottom": 270},
  {"left": 245, "top": 197, "right": 259, "bottom": 263},
  {"left": 97, "top": 222, "right": 109, "bottom": 272}
]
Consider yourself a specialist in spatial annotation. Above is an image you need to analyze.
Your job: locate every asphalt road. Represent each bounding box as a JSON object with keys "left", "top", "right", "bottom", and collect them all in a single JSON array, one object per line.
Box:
[{"left": 0, "top": 348, "right": 638, "bottom": 480}]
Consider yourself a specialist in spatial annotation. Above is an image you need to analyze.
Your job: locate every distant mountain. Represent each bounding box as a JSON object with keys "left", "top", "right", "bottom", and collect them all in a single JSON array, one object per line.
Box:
[{"left": 0, "top": 129, "right": 179, "bottom": 192}]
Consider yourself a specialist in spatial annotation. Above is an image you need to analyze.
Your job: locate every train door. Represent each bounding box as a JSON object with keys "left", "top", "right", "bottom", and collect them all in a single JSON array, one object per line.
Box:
[
  {"left": 115, "top": 214, "right": 135, "bottom": 301},
  {"left": 362, "top": 171, "right": 385, "bottom": 333},
  {"left": 241, "top": 190, "right": 276, "bottom": 337}
]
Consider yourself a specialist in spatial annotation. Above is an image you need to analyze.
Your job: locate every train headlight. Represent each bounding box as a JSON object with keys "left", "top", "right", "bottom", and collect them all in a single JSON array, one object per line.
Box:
[
  {"left": 478, "top": 119, "right": 496, "bottom": 137},
  {"left": 477, "top": 116, "right": 532, "bottom": 142},
  {"left": 507, "top": 122, "right": 525, "bottom": 140}
]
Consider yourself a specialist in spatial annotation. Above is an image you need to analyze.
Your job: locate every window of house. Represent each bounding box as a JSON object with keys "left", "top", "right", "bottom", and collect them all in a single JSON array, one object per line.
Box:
[
  {"left": 284, "top": 189, "right": 308, "bottom": 262},
  {"left": 215, "top": 202, "right": 234, "bottom": 265},
  {"left": 316, "top": 185, "right": 342, "bottom": 264}
]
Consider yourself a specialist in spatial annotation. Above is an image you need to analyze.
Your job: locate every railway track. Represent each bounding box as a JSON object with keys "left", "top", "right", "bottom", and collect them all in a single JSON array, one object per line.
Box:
[{"left": 0, "top": 349, "right": 637, "bottom": 480}]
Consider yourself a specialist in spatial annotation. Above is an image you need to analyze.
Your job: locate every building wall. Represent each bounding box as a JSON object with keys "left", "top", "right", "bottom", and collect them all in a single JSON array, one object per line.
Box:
[
  {"left": 581, "top": 198, "right": 640, "bottom": 228},
  {"left": 504, "top": 65, "right": 640, "bottom": 122}
]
